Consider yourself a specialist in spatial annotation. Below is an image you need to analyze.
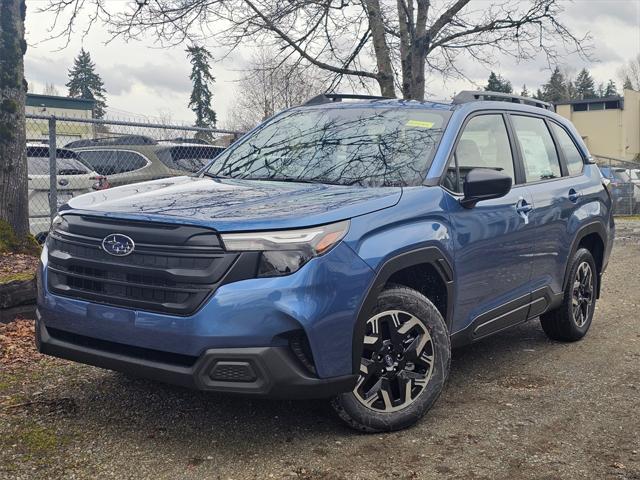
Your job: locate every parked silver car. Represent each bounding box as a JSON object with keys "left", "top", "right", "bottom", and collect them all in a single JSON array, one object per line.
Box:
[
  {"left": 27, "top": 144, "right": 109, "bottom": 240},
  {"left": 69, "top": 136, "right": 226, "bottom": 187}
]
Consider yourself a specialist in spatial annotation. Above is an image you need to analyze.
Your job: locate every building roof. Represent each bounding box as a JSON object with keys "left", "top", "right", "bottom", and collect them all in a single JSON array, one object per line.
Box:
[
  {"left": 26, "top": 93, "right": 95, "bottom": 110},
  {"left": 555, "top": 96, "right": 623, "bottom": 106}
]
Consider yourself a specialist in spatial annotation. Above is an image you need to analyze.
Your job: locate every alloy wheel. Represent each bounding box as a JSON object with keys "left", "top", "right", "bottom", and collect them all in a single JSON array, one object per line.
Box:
[
  {"left": 354, "top": 310, "right": 435, "bottom": 412},
  {"left": 572, "top": 261, "right": 594, "bottom": 328}
]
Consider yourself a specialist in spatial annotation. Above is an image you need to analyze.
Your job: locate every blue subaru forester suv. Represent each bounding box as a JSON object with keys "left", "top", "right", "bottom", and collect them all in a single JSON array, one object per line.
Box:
[{"left": 37, "top": 91, "right": 614, "bottom": 432}]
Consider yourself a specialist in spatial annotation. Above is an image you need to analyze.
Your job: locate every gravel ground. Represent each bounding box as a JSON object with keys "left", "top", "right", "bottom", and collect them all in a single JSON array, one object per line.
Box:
[{"left": 1, "top": 219, "right": 639, "bottom": 480}]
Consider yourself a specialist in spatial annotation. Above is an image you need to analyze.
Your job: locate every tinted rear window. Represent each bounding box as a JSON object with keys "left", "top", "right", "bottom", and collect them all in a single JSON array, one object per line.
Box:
[
  {"left": 77, "top": 150, "right": 149, "bottom": 175},
  {"left": 156, "top": 146, "right": 226, "bottom": 172}
]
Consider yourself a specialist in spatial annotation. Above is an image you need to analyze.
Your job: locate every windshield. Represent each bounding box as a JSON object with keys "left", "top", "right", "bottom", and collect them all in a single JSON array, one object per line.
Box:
[{"left": 203, "top": 106, "right": 449, "bottom": 187}]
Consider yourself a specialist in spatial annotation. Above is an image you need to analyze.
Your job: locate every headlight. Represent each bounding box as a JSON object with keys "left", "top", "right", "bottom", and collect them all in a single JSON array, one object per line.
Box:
[
  {"left": 221, "top": 220, "right": 350, "bottom": 277},
  {"left": 50, "top": 214, "right": 64, "bottom": 232}
]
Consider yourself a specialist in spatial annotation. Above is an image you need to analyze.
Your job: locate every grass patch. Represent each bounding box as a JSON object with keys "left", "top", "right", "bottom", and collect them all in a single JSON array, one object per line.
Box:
[
  {"left": 0, "top": 270, "right": 35, "bottom": 284},
  {"left": 19, "top": 426, "right": 59, "bottom": 453},
  {"left": 0, "top": 220, "right": 40, "bottom": 255},
  {"left": 1, "top": 423, "right": 64, "bottom": 456}
]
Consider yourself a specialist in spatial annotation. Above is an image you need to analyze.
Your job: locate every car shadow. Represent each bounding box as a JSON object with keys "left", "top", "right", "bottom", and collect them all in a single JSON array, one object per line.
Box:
[{"left": 63, "top": 318, "right": 556, "bottom": 452}]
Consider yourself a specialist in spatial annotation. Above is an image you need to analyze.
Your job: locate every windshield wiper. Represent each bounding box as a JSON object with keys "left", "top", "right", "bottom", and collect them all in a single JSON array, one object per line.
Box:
[
  {"left": 201, "top": 172, "right": 230, "bottom": 179},
  {"left": 249, "top": 176, "right": 319, "bottom": 184}
]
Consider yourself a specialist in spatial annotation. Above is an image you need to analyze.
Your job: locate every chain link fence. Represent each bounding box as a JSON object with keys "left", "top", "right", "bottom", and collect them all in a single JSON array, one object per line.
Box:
[
  {"left": 26, "top": 114, "right": 242, "bottom": 240},
  {"left": 592, "top": 155, "right": 640, "bottom": 216},
  {"left": 23, "top": 114, "right": 640, "bottom": 240}
]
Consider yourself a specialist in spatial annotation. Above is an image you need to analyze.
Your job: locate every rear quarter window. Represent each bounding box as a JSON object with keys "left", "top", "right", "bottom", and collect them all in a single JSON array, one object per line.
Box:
[
  {"left": 549, "top": 123, "right": 584, "bottom": 176},
  {"left": 77, "top": 150, "right": 149, "bottom": 175}
]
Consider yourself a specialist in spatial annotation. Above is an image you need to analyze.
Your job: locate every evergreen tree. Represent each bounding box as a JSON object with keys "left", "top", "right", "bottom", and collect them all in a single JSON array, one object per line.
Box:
[
  {"left": 187, "top": 45, "right": 217, "bottom": 130},
  {"left": 574, "top": 68, "right": 596, "bottom": 99},
  {"left": 596, "top": 82, "right": 605, "bottom": 98},
  {"left": 534, "top": 88, "right": 544, "bottom": 100},
  {"left": 520, "top": 84, "right": 530, "bottom": 97},
  {"left": 541, "top": 67, "right": 568, "bottom": 103},
  {"left": 622, "top": 76, "right": 634, "bottom": 91},
  {"left": 566, "top": 78, "right": 578, "bottom": 100},
  {"left": 485, "top": 71, "right": 513, "bottom": 93},
  {"left": 603, "top": 79, "right": 618, "bottom": 97},
  {"left": 66, "top": 48, "right": 107, "bottom": 118}
]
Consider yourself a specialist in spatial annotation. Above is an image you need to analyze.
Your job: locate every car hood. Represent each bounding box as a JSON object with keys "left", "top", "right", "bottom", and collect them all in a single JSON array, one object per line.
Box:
[{"left": 63, "top": 176, "right": 402, "bottom": 231}]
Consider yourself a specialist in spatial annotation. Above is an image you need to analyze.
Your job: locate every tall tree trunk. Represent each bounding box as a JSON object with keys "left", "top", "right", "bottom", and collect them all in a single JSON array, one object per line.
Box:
[
  {"left": 363, "top": 0, "right": 396, "bottom": 97},
  {"left": 396, "top": 0, "right": 413, "bottom": 99},
  {"left": 0, "top": 0, "right": 29, "bottom": 242},
  {"left": 409, "top": 0, "right": 430, "bottom": 100}
]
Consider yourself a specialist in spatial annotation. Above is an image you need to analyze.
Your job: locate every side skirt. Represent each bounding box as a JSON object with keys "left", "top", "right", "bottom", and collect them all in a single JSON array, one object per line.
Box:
[{"left": 450, "top": 286, "right": 563, "bottom": 348}]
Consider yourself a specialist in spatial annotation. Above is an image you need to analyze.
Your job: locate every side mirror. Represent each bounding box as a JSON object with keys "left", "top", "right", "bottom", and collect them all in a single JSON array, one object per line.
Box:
[{"left": 460, "top": 168, "right": 512, "bottom": 208}]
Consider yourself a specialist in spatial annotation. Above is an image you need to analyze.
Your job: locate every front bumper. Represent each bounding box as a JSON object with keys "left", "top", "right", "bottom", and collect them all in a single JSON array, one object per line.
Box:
[
  {"left": 36, "top": 314, "right": 357, "bottom": 398},
  {"left": 38, "top": 240, "right": 375, "bottom": 383}
]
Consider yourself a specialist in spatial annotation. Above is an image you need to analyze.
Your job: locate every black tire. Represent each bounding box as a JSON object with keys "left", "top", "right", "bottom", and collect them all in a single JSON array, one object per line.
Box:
[
  {"left": 540, "top": 248, "right": 597, "bottom": 342},
  {"left": 332, "top": 285, "right": 450, "bottom": 432}
]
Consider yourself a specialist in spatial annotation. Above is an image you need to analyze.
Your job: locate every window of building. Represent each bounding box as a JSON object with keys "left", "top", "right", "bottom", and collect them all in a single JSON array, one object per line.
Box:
[
  {"left": 573, "top": 104, "right": 588, "bottom": 112},
  {"left": 588, "top": 102, "right": 605, "bottom": 111}
]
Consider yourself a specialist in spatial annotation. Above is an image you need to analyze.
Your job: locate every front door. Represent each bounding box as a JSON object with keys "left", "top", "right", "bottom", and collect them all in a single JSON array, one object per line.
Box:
[{"left": 443, "top": 113, "right": 536, "bottom": 338}]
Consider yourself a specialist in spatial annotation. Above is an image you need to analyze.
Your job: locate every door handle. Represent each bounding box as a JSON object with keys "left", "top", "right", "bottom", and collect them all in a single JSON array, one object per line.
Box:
[
  {"left": 568, "top": 188, "right": 581, "bottom": 202},
  {"left": 515, "top": 198, "right": 533, "bottom": 214},
  {"left": 515, "top": 198, "right": 533, "bottom": 224}
]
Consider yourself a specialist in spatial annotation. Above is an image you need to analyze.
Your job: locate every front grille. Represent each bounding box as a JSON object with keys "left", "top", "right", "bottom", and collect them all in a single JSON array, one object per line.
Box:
[{"left": 47, "top": 215, "right": 237, "bottom": 315}]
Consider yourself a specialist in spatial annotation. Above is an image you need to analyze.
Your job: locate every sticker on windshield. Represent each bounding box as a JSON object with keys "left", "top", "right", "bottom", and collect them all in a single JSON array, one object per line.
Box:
[{"left": 406, "top": 120, "right": 435, "bottom": 128}]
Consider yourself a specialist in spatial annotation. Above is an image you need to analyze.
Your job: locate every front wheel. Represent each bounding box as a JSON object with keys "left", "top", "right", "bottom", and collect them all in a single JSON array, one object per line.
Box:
[
  {"left": 332, "top": 286, "right": 450, "bottom": 432},
  {"left": 540, "top": 248, "right": 597, "bottom": 342}
]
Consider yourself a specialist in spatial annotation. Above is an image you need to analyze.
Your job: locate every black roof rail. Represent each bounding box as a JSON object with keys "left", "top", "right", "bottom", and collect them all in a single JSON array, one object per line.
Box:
[
  {"left": 452, "top": 90, "right": 554, "bottom": 111},
  {"left": 65, "top": 135, "right": 158, "bottom": 149},
  {"left": 157, "top": 137, "right": 213, "bottom": 145},
  {"left": 303, "top": 93, "right": 394, "bottom": 106}
]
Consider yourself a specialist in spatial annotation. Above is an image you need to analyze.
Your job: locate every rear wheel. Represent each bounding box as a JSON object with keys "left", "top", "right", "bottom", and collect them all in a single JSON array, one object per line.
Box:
[
  {"left": 540, "top": 248, "right": 597, "bottom": 342},
  {"left": 332, "top": 286, "right": 450, "bottom": 432}
]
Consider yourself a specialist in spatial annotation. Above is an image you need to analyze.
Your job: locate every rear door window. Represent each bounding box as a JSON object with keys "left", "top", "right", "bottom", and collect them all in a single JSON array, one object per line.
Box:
[
  {"left": 549, "top": 123, "right": 584, "bottom": 176},
  {"left": 511, "top": 115, "right": 562, "bottom": 182},
  {"left": 77, "top": 150, "right": 149, "bottom": 175}
]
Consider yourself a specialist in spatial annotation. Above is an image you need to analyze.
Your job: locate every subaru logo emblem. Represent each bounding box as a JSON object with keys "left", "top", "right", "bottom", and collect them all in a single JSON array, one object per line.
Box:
[{"left": 102, "top": 234, "right": 135, "bottom": 257}]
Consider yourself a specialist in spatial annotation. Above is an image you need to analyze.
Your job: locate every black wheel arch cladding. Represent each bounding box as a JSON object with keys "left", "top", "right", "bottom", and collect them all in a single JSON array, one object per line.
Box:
[{"left": 351, "top": 246, "right": 454, "bottom": 374}]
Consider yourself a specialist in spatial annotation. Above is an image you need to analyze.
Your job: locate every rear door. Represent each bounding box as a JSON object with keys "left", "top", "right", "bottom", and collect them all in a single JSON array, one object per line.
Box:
[
  {"left": 508, "top": 114, "right": 591, "bottom": 299},
  {"left": 444, "top": 112, "right": 536, "bottom": 339}
]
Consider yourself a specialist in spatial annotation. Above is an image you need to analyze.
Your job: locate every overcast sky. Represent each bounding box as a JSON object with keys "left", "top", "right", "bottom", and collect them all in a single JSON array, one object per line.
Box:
[{"left": 24, "top": 0, "right": 640, "bottom": 126}]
